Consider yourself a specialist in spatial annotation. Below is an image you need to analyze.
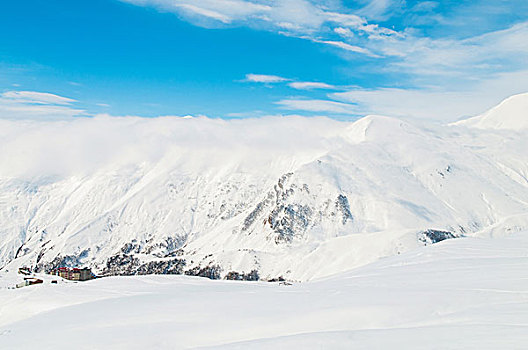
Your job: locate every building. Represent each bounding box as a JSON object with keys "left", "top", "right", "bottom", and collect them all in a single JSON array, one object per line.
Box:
[
  {"left": 51, "top": 267, "right": 94, "bottom": 281},
  {"left": 16, "top": 278, "right": 43, "bottom": 288},
  {"left": 18, "top": 267, "right": 31, "bottom": 275}
]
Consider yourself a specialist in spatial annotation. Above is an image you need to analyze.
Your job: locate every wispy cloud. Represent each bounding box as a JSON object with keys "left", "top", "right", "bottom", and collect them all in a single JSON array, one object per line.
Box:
[
  {"left": 0, "top": 91, "right": 84, "bottom": 119},
  {"left": 288, "top": 81, "right": 336, "bottom": 90},
  {"left": 331, "top": 69, "right": 528, "bottom": 121},
  {"left": 244, "top": 74, "right": 338, "bottom": 89},
  {"left": 334, "top": 27, "right": 354, "bottom": 38},
  {"left": 123, "top": 0, "right": 528, "bottom": 83},
  {"left": 276, "top": 98, "right": 358, "bottom": 115},
  {"left": 122, "top": 0, "right": 271, "bottom": 24},
  {"left": 244, "top": 74, "right": 289, "bottom": 83},
  {"left": 103, "top": 1, "right": 528, "bottom": 120},
  {"left": 120, "top": 0, "right": 397, "bottom": 58},
  {"left": 311, "top": 39, "right": 379, "bottom": 57},
  {"left": 2, "top": 91, "right": 76, "bottom": 105},
  {"left": 378, "top": 21, "right": 528, "bottom": 84},
  {"left": 356, "top": 0, "right": 405, "bottom": 21}
]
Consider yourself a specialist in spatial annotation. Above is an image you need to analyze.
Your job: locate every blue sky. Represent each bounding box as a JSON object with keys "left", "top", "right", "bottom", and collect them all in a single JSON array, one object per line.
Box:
[{"left": 0, "top": 0, "right": 527, "bottom": 121}]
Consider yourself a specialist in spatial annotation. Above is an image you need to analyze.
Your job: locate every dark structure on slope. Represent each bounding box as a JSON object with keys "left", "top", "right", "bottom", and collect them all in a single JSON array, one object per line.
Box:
[{"left": 51, "top": 267, "right": 94, "bottom": 281}]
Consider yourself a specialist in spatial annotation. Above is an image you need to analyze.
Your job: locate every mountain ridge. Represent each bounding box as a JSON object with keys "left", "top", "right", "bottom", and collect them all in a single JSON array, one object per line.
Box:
[
  {"left": 1, "top": 95, "right": 528, "bottom": 281},
  {"left": 454, "top": 92, "right": 528, "bottom": 130}
]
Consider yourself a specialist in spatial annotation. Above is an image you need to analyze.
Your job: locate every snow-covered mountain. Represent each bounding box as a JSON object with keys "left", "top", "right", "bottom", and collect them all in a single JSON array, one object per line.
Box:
[
  {"left": 1, "top": 93, "right": 528, "bottom": 281},
  {"left": 454, "top": 92, "right": 528, "bottom": 130}
]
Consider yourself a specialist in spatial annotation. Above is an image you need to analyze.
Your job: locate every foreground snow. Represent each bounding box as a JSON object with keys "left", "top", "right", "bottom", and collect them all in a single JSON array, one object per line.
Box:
[{"left": 1, "top": 231, "right": 527, "bottom": 349}]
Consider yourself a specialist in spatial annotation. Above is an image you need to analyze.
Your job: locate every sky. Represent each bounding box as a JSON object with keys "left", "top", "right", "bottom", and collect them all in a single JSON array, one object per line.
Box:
[{"left": 0, "top": 0, "right": 527, "bottom": 121}]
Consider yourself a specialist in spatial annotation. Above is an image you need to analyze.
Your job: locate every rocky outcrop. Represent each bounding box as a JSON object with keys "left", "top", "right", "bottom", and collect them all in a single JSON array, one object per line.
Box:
[
  {"left": 242, "top": 173, "right": 354, "bottom": 244},
  {"left": 184, "top": 265, "right": 222, "bottom": 280},
  {"left": 34, "top": 251, "right": 89, "bottom": 273},
  {"left": 224, "top": 270, "right": 259, "bottom": 281},
  {"left": 418, "top": 229, "right": 458, "bottom": 245}
]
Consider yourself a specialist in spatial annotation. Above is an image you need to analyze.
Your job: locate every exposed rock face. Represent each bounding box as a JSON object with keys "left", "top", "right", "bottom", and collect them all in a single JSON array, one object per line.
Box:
[
  {"left": 267, "top": 174, "right": 313, "bottom": 243},
  {"left": 135, "top": 259, "right": 187, "bottom": 276},
  {"left": 242, "top": 173, "right": 355, "bottom": 244},
  {"left": 184, "top": 265, "right": 222, "bottom": 280},
  {"left": 269, "top": 203, "right": 313, "bottom": 243},
  {"left": 335, "top": 194, "right": 353, "bottom": 225},
  {"left": 418, "top": 229, "right": 458, "bottom": 245},
  {"left": 224, "top": 270, "right": 259, "bottom": 281},
  {"left": 102, "top": 254, "right": 142, "bottom": 276},
  {"left": 34, "top": 252, "right": 89, "bottom": 273},
  {"left": 102, "top": 254, "right": 186, "bottom": 276}
]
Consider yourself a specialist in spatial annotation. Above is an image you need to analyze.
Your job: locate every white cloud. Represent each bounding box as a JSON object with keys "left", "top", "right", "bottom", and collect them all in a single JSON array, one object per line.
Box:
[
  {"left": 356, "top": 0, "right": 403, "bottom": 21},
  {"left": 0, "top": 114, "right": 347, "bottom": 178},
  {"left": 0, "top": 91, "right": 83, "bottom": 119},
  {"left": 120, "top": 0, "right": 528, "bottom": 80},
  {"left": 288, "top": 81, "right": 336, "bottom": 90},
  {"left": 172, "top": 4, "right": 232, "bottom": 23},
  {"left": 243, "top": 74, "right": 338, "bottom": 90},
  {"left": 37, "top": 1, "right": 526, "bottom": 123},
  {"left": 244, "top": 74, "right": 289, "bottom": 83},
  {"left": 372, "top": 21, "right": 528, "bottom": 84},
  {"left": 312, "top": 39, "right": 379, "bottom": 57},
  {"left": 333, "top": 88, "right": 484, "bottom": 120},
  {"left": 331, "top": 70, "right": 528, "bottom": 121},
  {"left": 324, "top": 10, "right": 400, "bottom": 38},
  {"left": 121, "top": 0, "right": 311, "bottom": 27},
  {"left": 276, "top": 99, "right": 358, "bottom": 115},
  {"left": 334, "top": 27, "right": 354, "bottom": 38},
  {"left": 123, "top": 0, "right": 270, "bottom": 24},
  {"left": 121, "top": 0, "right": 397, "bottom": 57},
  {"left": 2, "top": 91, "right": 76, "bottom": 105}
]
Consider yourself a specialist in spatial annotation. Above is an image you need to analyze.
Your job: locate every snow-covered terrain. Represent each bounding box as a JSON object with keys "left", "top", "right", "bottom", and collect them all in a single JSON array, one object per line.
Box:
[
  {"left": 1, "top": 93, "right": 528, "bottom": 281},
  {"left": 0, "top": 231, "right": 527, "bottom": 349},
  {"left": 455, "top": 92, "right": 528, "bottom": 130},
  {"left": 1, "top": 92, "right": 527, "bottom": 348}
]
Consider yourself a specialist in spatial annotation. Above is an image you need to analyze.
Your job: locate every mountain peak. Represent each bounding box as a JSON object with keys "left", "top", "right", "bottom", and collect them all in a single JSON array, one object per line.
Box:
[{"left": 454, "top": 92, "right": 528, "bottom": 130}]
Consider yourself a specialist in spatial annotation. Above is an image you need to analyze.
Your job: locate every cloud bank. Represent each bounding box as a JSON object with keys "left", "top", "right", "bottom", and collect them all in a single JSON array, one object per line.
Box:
[{"left": 0, "top": 115, "right": 348, "bottom": 179}]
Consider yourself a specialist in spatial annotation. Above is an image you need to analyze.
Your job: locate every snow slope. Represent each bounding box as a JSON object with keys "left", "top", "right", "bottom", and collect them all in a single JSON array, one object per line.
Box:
[
  {"left": 454, "top": 92, "right": 528, "bottom": 130},
  {"left": 0, "top": 231, "right": 526, "bottom": 349},
  {"left": 1, "top": 93, "right": 528, "bottom": 281}
]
